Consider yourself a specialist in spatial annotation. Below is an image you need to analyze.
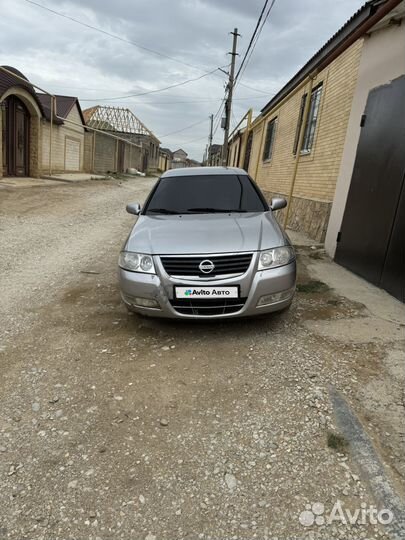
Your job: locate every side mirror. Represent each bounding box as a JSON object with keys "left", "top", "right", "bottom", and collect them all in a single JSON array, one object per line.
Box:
[
  {"left": 126, "top": 202, "right": 141, "bottom": 215},
  {"left": 270, "top": 197, "right": 287, "bottom": 211}
]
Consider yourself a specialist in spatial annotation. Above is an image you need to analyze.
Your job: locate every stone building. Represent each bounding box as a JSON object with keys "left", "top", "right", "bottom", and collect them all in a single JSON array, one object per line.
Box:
[
  {"left": 325, "top": 0, "right": 405, "bottom": 302},
  {"left": 209, "top": 144, "right": 222, "bottom": 166},
  {"left": 0, "top": 66, "right": 86, "bottom": 178},
  {"left": 158, "top": 147, "right": 173, "bottom": 172},
  {"left": 83, "top": 105, "right": 160, "bottom": 174},
  {"left": 171, "top": 148, "right": 188, "bottom": 169},
  {"left": 227, "top": 0, "right": 402, "bottom": 243}
]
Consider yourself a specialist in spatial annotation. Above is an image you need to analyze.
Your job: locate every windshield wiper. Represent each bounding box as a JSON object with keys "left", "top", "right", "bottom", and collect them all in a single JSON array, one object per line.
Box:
[
  {"left": 147, "top": 208, "right": 184, "bottom": 215},
  {"left": 186, "top": 207, "right": 247, "bottom": 213}
]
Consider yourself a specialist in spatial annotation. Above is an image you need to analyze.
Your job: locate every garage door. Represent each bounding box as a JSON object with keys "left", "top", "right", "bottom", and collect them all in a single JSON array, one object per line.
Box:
[
  {"left": 65, "top": 138, "right": 80, "bottom": 171},
  {"left": 335, "top": 75, "right": 405, "bottom": 302}
]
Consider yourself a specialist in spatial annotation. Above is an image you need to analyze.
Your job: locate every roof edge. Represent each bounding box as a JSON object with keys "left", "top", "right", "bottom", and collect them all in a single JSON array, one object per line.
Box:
[{"left": 259, "top": 0, "right": 390, "bottom": 116}]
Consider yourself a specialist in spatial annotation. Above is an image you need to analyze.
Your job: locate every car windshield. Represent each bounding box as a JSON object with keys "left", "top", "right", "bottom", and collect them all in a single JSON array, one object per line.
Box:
[{"left": 144, "top": 174, "right": 267, "bottom": 214}]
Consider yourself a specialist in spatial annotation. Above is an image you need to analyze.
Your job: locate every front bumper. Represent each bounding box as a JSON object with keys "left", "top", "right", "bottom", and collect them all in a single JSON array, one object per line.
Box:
[{"left": 119, "top": 253, "right": 296, "bottom": 319}]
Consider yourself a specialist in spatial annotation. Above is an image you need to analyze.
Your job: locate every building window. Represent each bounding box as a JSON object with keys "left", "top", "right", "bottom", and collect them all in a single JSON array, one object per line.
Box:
[
  {"left": 262, "top": 117, "right": 277, "bottom": 161},
  {"left": 293, "top": 83, "right": 323, "bottom": 154}
]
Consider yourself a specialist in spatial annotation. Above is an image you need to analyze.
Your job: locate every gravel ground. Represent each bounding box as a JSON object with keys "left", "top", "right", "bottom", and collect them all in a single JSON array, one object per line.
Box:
[{"left": 0, "top": 177, "right": 403, "bottom": 540}]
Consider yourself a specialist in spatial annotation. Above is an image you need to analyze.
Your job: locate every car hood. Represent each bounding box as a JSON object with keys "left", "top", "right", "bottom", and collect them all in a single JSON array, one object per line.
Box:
[{"left": 125, "top": 212, "right": 289, "bottom": 255}]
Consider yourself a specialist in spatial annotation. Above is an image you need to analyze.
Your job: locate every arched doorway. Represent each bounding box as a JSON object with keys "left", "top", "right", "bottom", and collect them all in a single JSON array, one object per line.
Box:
[{"left": 3, "top": 95, "right": 30, "bottom": 176}]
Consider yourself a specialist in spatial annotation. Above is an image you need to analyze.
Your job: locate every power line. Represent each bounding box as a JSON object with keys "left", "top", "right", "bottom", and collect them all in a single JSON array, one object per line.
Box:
[
  {"left": 24, "top": 0, "right": 216, "bottom": 74},
  {"left": 238, "top": 81, "right": 273, "bottom": 95},
  {"left": 24, "top": 0, "right": 275, "bottom": 104},
  {"left": 115, "top": 94, "right": 273, "bottom": 105},
  {"left": 159, "top": 117, "right": 208, "bottom": 138},
  {"left": 161, "top": 95, "right": 226, "bottom": 140},
  {"left": 235, "top": 0, "right": 269, "bottom": 83},
  {"left": 173, "top": 133, "right": 210, "bottom": 145},
  {"left": 80, "top": 67, "right": 223, "bottom": 101},
  {"left": 212, "top": 100, "right": 226, "bottom": 138},
  {"left": 236, "top": 0, "right": 277, "bottom": 87}
]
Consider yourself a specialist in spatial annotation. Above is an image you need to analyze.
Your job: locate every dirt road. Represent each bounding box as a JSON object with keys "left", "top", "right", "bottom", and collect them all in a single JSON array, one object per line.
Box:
[{"left": 0, "top": 177, "right": 403, "bottom": 540}]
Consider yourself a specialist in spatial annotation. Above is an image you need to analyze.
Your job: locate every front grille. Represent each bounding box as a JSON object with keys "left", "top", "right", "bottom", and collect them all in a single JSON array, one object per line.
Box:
[
  {"left": 160, "top": 253, "right": 253, "bottom": 277},
  {"left": 170, "top": 297, "right": 247, "bottom": 316}
]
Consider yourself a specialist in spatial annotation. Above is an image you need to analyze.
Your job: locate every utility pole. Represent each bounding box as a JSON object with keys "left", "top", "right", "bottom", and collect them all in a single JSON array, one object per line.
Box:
[
  {"left": 222, "top": 28, "right": 239, "bottom": 166},
  {"left": 207, "top": 113, "right": 213, "bottom": 166}
]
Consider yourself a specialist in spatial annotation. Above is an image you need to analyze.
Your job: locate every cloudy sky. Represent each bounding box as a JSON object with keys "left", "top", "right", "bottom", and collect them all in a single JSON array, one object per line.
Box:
[{"left": 0, "top": 0, "right": 365, "bottom": 160}]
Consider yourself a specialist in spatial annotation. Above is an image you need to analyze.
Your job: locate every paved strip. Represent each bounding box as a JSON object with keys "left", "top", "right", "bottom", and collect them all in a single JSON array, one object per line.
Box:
[{"left": 330, "top": 385, "right": 405, "bottom": 540}]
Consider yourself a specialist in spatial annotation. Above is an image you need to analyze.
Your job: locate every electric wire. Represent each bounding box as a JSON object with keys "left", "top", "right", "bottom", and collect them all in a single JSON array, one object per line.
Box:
[
  {"left": 235, "top": 0, "right": 277, "bottom": 88},
  {"left": 234, "top": 0, "right": 269, "bottom": 83},
  {"left": 159, "top": 117, "right": 209, "bottom": 138},
  {"left": 24, "top": 0, "right": 217, "bottom": 74},
  {"left": 80, "top": 68, "right": 224, "bottom": 101}
]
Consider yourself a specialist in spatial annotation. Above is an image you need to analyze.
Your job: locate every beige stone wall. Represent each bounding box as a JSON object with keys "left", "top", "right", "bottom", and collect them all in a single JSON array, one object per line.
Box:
[
  {"left": 124, "top": 142, "right": 142, "bottom": 172},
  {"left": 41, "top": 104, "right": 85, "bottom": 174},
  {"left": 326, "top": 22, "right": 405, "bottom": 257},
  {"left": 235, "top": 40, "right": 363, "bottom": 240},
  {"left": 229, "top": 137, "right": 241, "bottom": 167},
  {"left": 0, "top": 107, "right": 3, "bottom": 178},
  {"left": 247, "top": 124, "right": 264, "bottom": 178},
  {"left": 29, "top": 116, "right": 41, "bottom": 177},
  {"left": 263, "top": 190, "right": 331, "bottom": 242},
  {"left": 83, "top": 132, "right": 93, "bottom": 173},
  {"left": 158, "top": 153, "right": 171, "bottom": 172},
  {"left": 253, "top": 41, "right": 362, "bottom": 200}
]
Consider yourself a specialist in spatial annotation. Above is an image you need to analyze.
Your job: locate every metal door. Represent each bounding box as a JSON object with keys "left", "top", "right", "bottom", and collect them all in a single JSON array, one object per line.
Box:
[
  {"left": 5, "top": 96, "right": 29, "bottom": 176},
  {"left": 335, "top": 75, "right": 405, "bottom": 302},
  {"left": 15, "top": 103, "right": 28, "bottom": 176},
  {"left": 65, "top": 138, "right": 80, "bottom": 171}
]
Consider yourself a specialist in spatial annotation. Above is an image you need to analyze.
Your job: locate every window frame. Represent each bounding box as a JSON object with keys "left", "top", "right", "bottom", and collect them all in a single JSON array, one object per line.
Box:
[
  {"left": 262, "top": 117, "right": 277, "bottom": 162},
  {"left": 293, "top": 83, "right": 323, "bottom": 155}
]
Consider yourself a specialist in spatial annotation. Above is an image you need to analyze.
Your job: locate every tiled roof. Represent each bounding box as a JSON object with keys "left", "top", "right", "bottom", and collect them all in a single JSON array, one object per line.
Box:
[
  {"left": 0, "top": 65, "right": 45, "bottom": 115},
  {"left": 37, "top": 93, "right": 86, "bottom": 126},
  {"left": 0, "top": 66, "right": 86, "bottom": 127}
]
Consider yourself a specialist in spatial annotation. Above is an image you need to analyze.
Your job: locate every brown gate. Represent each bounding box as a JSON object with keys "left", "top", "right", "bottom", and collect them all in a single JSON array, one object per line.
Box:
[
  {"left": 335, "top": 75, "right": 405, "bottom": 302},
  {"left": 4, "top": 96, "right": 29, "bottom": 176}
]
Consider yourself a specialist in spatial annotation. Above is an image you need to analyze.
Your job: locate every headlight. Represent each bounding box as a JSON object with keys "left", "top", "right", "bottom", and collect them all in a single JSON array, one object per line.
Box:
[
  {"left": 258, "top": 246, "right": 295, "bottom": 270},
  {"left": 118, "top": 252, "right": 155, "bottom": 274}
]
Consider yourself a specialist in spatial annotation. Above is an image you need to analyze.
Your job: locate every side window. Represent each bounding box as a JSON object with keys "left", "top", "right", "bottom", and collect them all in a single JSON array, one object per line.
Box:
[
  {"left": 294, "top": 83, "right": 323, "bottom": 154},
  {"left": 262, "top": 117, "right": 277, "bottom": 161}
]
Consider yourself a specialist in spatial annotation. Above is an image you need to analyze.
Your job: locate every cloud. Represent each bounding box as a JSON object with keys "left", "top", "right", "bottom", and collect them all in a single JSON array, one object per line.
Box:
[{"left": 1, "top": 0, "right": 365, "bottom": 160}]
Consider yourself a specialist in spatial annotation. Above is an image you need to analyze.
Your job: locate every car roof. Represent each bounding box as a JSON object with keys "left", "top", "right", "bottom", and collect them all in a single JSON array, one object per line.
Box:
[{"left": 160, "top": 166, "right": 248, "bottom": 178}]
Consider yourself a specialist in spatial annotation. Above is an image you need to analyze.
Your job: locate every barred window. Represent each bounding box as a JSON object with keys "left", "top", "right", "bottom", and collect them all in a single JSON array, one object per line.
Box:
[
  {"left": 293, "top": 83, "right": 323, "bottom": 154},
  {"left": 262, "top": 117, "right": 277, "bottom": 161}
]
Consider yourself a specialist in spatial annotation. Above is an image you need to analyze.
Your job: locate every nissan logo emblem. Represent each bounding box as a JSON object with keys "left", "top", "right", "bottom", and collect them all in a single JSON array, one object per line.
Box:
[{"left": 199, "top": 259, "right": 215, "bottom": 274}]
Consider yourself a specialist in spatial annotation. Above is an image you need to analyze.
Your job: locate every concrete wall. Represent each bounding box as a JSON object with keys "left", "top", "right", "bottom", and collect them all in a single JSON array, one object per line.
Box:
[
  {"left": 158, "top": 152, "right": 171, "bottom": 172},
  {"left": 83, "top": 130, "right": 144, "bottom": 174},
  {"left": 325, "top": 22, "right": 405, "bottom": 257},
  {"left": 123, "top": 142, "right": 142, "bottom": 172},
  {"left": 229, "top": 136, "right": 241, "bottom": 167},
  {"left": 41, "top": 103, "right": 85, "bottom": 173},
  {"left": 230, "top": 40, "right": 363, "bottom": 242},
  {"left": 93, "top": 132, "right": 116, "bottom": 173},
  {"left": 83, "top": 132, "right": 93, "bottom": 173}
]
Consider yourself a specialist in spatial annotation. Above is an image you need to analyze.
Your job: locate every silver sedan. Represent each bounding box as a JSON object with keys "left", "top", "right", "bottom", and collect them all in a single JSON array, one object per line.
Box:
[{"left": 118, "top": 167, "right": 296, "bottom": 319}]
